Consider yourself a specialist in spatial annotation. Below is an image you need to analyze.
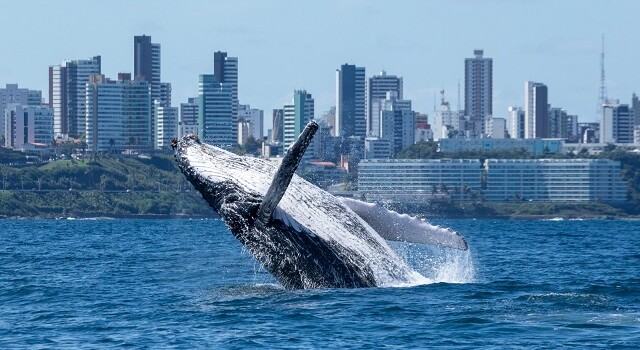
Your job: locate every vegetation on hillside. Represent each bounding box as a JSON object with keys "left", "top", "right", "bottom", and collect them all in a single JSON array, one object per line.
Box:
[{"left": 0, "top": 154, "right": 213, "bottom": 218}]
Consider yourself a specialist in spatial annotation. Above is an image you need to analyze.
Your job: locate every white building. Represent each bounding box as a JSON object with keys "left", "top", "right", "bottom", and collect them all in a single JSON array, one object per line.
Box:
[
  {"left": 634, "top": 125, "right": 640, "bottom": 145},
  {"left": 367, "top": 71, "right": 402, "bottom": 137},
  {"left": 179, "top": 97, "right": 199, "bottom": 138},
  {"left": 358, "top": 159, "right": 483, "bottom": 202},
  {"left": 49, "top": 56, "right": 101, "bottom": 137},
  {"left": 237, "top": 104, "right": 264, "bottom": 143},
  {"left": 464, "top": 50, "right": 493, "bottom": 138},
  {"left": 486, "top": 117, "right": 506, "bottom": 139},
  {"left": 364, "top": 137, "right": 393, "bottom": 159},
  {"left": 524, "top": 81, "right": 548, "bottom": 139},
  {"left": 0, "top": 84, "right": 43, "bottom": 141},
  {"left": 198, "top": 75, "right": 234, "bottom": 147},
  {"left": 1, "top": 84, "right": 42, "bottom": 111},
  {"left": 3, "top": 105, "right": 53, "bottom": 149},
  {"left": 237, "top": 120, "right": 252, "bottom": 146},
  {"left": 508, "top": 106, "right": 525, "bottom": 139},
  {"left": 484, "top": 159, "right": 627, "bottom": 202},
  {"left": 85, "top": 74, "right": 151, "bottom": 153},
  {"left": 155, "top": 103, "right": 178, "bottom": 150},
  {"left": 601, "top": 100, "right": 634, "bottom": 144},
  {"left": 431, "top": 94, "right": 464, "bottom": 141}
]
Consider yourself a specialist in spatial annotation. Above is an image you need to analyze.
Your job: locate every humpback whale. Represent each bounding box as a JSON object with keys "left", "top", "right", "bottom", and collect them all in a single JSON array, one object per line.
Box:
[{"left": 172, "top": 121, "right": 467, "bottom": 289}]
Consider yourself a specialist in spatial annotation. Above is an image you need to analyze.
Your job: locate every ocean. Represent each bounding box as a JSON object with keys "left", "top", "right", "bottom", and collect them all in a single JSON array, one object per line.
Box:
[{"left": 1, "top": 218, "right": 638, "bottom": 348}]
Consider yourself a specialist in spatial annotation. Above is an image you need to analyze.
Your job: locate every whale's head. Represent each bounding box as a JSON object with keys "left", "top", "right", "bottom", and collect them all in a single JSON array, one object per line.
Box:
[{"left": 172, "top": 134, "right": 269, "bottom": 227}]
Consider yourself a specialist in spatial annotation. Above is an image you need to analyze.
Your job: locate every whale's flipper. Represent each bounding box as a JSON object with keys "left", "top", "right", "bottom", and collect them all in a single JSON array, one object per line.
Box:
[
  {"left": 340, "top": 197, "right": 468, "bottom": 251},
  {"left": 257, "top": 120, "right": 319, "bottom": 224}
]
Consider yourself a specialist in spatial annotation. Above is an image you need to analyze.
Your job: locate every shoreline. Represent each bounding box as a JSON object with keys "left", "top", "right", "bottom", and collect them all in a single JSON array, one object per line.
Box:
[{"left": 1, "top": 212, "right": 638, "bottom": 220}]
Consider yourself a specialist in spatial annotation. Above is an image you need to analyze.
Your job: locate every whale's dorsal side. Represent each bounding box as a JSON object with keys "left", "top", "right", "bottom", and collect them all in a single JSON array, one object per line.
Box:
[{"left": 256, "top": 120, "right": 319, "bottom": 225}]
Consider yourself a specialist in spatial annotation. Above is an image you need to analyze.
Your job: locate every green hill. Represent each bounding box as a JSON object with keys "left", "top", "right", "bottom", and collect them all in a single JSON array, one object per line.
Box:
[{"left": 0, "top": 155, "right": 213, "bottom": 218}]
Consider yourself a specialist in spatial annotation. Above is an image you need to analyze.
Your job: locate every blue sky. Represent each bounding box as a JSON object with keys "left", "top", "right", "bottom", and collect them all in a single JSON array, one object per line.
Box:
[{"left": 2, "top": 0, "right": 639, "bottom": 130}]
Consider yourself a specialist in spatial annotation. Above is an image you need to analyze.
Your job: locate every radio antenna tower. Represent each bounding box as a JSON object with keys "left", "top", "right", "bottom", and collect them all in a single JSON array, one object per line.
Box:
[{"left": 598, "top": 34, "right": 608, "bottom": 110}]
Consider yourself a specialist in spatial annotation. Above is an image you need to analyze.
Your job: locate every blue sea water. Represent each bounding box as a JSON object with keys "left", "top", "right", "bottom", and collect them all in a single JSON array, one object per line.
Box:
[{"left": 0, "top": 218, "right": 638, "bottom": 349}]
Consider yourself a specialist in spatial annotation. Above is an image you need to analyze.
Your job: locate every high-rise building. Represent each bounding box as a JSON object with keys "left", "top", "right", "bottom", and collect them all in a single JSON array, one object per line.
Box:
[
  {"left": 378, "top": 91, "right": 413, "bottom": 155},
  {"left": 155, "top": 102, "right": 178, "bottom": 150},
  {"left": 1, "top": 84, "right": 42, "bottom": 140},
  {"left": 198, "top": 74, "right": 234, "bottom": 147},
  {"left": 134, "top": 35, "right": 172, "bottom": 150},
  {"left": 179, "top": 97, "right": 199, "bottom": 138},
  {"left": 548, "top": 107, "right": 568, "bottom": 139},
  {"left": 283, "top": 90, "right": 314, "bottom": 150},
  {"left": 367, "top": 71, "right": 402, "bottom": 137},
  {"left": 432, "top": 92, "right": 464, "bottom": 141},
  {"left": 632, "top": 93, "right": 640, "bottom": 126},
  {"left": 507, "top": 106, "right": 525, "bottom": 139},
  {"left": 565, "top": 114, "right": 579, "bottom": 142},
  {"left": 272, "top": 109, "right": 284, "bottom": 143},
  {"left": 336, "top": 64, "right": 366, "bottom": 138},
  {"left": 134, "top": 35, "right": 161, "bottom": 103},
  {"left": 49, "top": 56, "right": 101, "bottom": 137},
  {"left": 3, "top": 105, "right": 53, "bottom": 149},
  {"left": 160, "top": 82, "right": 171, "bottom": 108},
  {"left": 578, "top": 122, "right": 600, "bottom": 143},
  {"left": 1, "top": 84, "right": 42, "bottom": 111},
  {"left": 238, "top": 104, "right": 264, "bottom": 142},
  {"left": 601, "top": 100, "right": 634, "bottom": 144},
  {"left": 85, "top": 74, "right": 151, "bottom": 153},
  {"left": 524, "top": 81, "right": 548, "bottom": 138},
  {"left": 213, "top": 51, "right": 238, "bottom": 133},
  {"left": 464, "top": 50, "right": 493, "bottom": 138}
]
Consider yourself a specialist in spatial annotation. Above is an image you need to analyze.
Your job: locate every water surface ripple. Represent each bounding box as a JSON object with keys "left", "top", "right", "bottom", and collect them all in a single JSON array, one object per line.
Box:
[{"left": 1, "top": 219, "right": 638, "bottom": 348}]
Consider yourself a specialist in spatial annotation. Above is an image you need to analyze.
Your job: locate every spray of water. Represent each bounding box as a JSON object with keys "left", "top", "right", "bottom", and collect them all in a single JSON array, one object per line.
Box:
[{"left": 388, "top": 241, "right": 476, "bottom": 285}]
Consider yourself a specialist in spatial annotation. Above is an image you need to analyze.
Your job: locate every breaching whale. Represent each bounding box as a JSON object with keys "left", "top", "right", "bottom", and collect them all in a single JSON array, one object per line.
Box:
[{"left": 172, "top": 120, "right": 467, "bottom": 289}]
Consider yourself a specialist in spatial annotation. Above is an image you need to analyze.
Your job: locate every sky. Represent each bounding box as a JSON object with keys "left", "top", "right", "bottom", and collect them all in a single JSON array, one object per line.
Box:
[{"left": 2, "top": 0, "right": 639, "bottom": 132}]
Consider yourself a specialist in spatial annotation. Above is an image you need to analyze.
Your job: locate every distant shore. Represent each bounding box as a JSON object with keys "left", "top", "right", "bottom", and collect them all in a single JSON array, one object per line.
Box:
[{"left": 2, "top": 190, "right": 638, "bottom": 220}]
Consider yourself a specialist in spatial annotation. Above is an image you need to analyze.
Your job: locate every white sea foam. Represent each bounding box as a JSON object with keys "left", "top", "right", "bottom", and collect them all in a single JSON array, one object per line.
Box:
[{"left": 388, "top": 242, "right": 476, "bottom": 285}]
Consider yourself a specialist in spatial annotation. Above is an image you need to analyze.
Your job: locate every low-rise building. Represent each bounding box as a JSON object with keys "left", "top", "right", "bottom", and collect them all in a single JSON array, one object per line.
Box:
[
  {"left": 357, "top": 158, "right": 628, "bottom": 203},
  {"left": 484, "top": 159, "right": 627, "bottom": 202},
  {"left": 358, "top": 159, "right": 482, "bottom": 202},
  {"left": 364, "top": 137, "right": 392, "bottom": 159},
  {"left": 3, "top": 104, "right": 53, "bottom": 149}
]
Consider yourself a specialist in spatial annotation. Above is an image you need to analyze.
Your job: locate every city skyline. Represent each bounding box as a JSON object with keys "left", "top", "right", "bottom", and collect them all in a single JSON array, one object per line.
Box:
[{"left": 2, "top": 1, "right": 640, "bottom": 133}]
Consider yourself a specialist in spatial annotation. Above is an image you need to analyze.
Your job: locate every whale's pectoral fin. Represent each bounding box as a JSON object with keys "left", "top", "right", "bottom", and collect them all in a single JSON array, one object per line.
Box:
[
  {"left": 340, "top": 197, "right": 468, "bottom": 251},
  {"left": 256, "top": 120, "right": 319, "bottom": 225}
]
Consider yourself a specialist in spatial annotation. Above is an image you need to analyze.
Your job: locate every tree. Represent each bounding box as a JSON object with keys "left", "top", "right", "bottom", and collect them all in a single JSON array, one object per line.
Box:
[
  {"left": 244, "top": 137, "right": 261, "bottom": 156},
  {"left": 396, "top": 141, "right": 440, "bottom": 159}
]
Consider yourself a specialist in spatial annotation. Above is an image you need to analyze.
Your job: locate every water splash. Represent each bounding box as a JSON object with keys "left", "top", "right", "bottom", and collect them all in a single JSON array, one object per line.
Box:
[{"left": 388, "top": 242, "right": 476, "bottom": 284}]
